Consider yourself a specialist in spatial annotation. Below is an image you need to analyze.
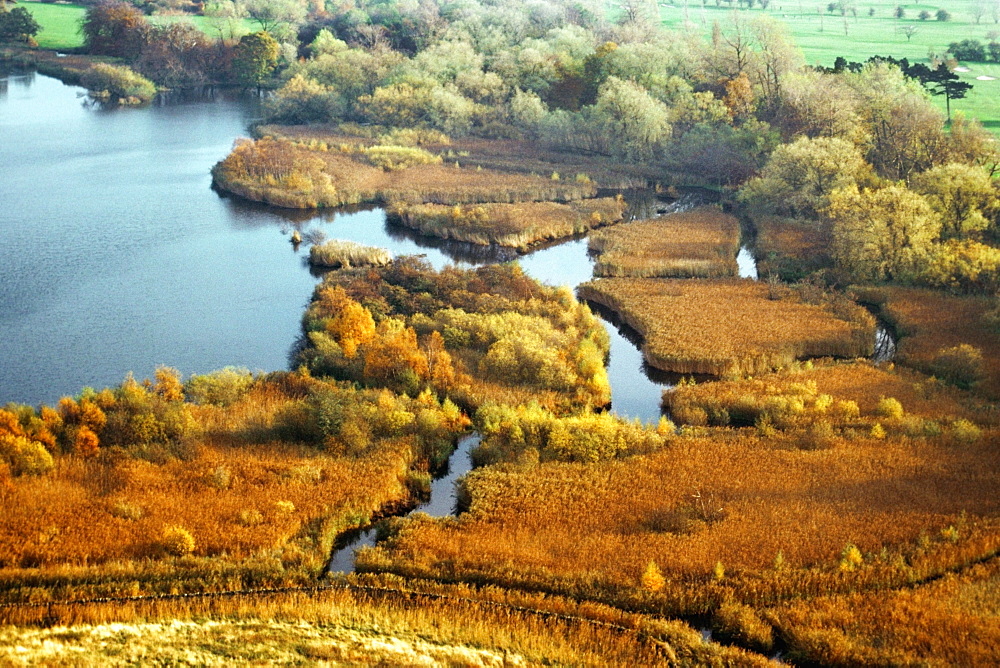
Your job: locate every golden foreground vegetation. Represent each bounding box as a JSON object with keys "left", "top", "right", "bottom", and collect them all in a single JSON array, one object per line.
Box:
[
  {"left": 388, "top": 196, "right": 626, "bottom": 250},
  {"left": 578, "top": 278, "right": 875, "bottom": 378},
  {"left": 589, "top": 207, "right": 741, "bottom": 278}
]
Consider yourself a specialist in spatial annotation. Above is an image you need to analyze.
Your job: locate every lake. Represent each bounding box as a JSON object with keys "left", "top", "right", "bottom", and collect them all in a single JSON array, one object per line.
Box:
[{"left": 0, "top": 68, "right": 671, "bottom": 421}]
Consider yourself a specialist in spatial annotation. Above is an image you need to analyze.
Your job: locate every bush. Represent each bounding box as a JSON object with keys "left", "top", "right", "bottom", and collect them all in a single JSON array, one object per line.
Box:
[
  {"left": 930, "top": 344, "right": 986, "bottom": 390},
  {"left": 185, "top": 368, "right": 254, "bottom": 407},
  {"left": 362, "top": 145, "right": 442, "bottom": 171},
  {"left": 161, "top": 525, "right": 195, "bottom": 556},
  {"left": 875, "top": 397, "right": 904, "bottom": 419},
  {"left": 80, "top": 63, "right": 156, "bottom": 104},
  {"left": 0, "top": 434, "right": 54, "bottom": 476},
  {"left": 0, "top": 7, "right": 41, "bottom": 41}
]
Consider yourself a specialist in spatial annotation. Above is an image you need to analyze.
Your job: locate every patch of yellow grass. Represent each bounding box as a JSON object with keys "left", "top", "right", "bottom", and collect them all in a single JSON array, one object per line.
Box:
[
  {"left": 590, "top": 206, "right": 741, "bottom": 278},
  {"left": 752, "top": 215, "right": 832, "bottom": 280},
  {"left": 578, "top": 278, "right": 875, "bottom": 378}
]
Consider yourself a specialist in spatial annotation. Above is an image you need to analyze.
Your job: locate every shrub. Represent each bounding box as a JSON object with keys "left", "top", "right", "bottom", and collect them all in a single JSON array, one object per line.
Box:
[
  {"left": 640, "top": 561, "right": 665, "bottom": 592},
  {"left": 875, "top": 397, "right": 904, "bottom": 419},
  {"left": 236, "top": 509, "right": 265, "bottom": 527},
  {"left": 161, "top": 525, "right": 195, "bottom": 557},
  {"left": 362, "top": 145, "right": 442, "bottom": 171},
  {"left": 929, "top": 344, "right": 986, "bottom": 390},
  {"left": 185, "top": 368, "right": 255, "bottom": 407},
  {"left": 80, "top": 63, "right": 156, "bottom": 104},
  {"left": 0, "top": 434, "right": 55, "bottom": 476},
  {"left": 839, "top": 543, "right": 863, "bottom": 571}
]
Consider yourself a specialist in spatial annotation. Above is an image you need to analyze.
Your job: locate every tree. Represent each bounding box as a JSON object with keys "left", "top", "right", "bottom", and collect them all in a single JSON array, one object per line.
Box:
[
  {"left": 936, "top": 8, "right": 951, "bottom": 20},
  {"left": 911, "top": 163, "right": 999, "bottom": 239},
  {"left": 0, "top": 7, "right": 41, "bottom": 43},
  {"left": 949, "top": 39, "right": 986, "bottom": 61},
  {"left": 926, "top": 62, "right": 972, "bottom": 121},
  {"left": 231, "top": 31, "right": 280, "bottom": 89},
  {"left": 593, "top": 76, "right": 671, "bottom": 159},
  {"left": 826, "top": 184, "right": 942, "bottom": 281},
  {"left": 738, "top": 135, "right": 871, "bottom": 217},
  {"left": 80, "top": 0, "right": 150, "bottom": 59},
  {"left": 244, "top": 0, "right": 305, "bottom": 36},
  {"left": 897, "top": 24, "right": 918, "bottom": 41}
]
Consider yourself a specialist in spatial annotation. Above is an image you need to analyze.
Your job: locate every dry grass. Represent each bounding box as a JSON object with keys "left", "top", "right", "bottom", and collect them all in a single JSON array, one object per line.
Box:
[
  {"left": 0, "top": 576, "right": 769, "bottom": 666},
  {"left": 308, "top": 240, "right": 392, "bottom": 269},
  {"left": 360, "top": 426, "right": 1000, "bottom": 624},
  {"left": 752, "top": 215, "right": 832, "bottom": 281},
  {"left": 387, "top": 196, "right": 626, "bottom": 250},
  {"left": 0, "top": 374, "right": 468, "bottom": 600},
  {"left": 589, "top": 207, "right": 741, "bottom": 278},
  {"left": 263, "top": 125, "right": 657, "bottom": 190},
  {"left": 578, "top": 278, "right": 875, "bottom": 379},
  {"left": 211, "top": 137, "right": 597, "bottom": 210},
  {"left": 773, "top": 558, "right": 1000, "bottom": 666},
  {"left": 857, "top": 286, "right": 1000, "bottom": 399}
]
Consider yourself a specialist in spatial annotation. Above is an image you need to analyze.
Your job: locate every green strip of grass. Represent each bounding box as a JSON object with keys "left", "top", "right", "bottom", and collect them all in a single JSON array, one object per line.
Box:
[{"left": 20, "top": 0, "right": 255, "bottom": 52}]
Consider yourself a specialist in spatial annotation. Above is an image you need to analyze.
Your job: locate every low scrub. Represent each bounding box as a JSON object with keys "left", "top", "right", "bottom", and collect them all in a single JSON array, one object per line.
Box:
[
  {"left": 80, "top": 63, "right": 156, "bottom": 105},
  {"left": 388, "top": 196, "right": 625, "bottom": 250},
  {"left": 589, "top": 206, "right": 741, "bottom": 278},
  {"left": 308, "top": 240, "right": 392, "bottom": 269},
  {"left": 579, "top": 278, "right": 875, "bottom": 379}
]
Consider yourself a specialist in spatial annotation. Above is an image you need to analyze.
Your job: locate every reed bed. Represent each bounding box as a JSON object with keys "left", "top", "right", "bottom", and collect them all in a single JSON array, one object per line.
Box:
[
  {"left": 772, "top": 558, "right": 1000, "bottom": 665},
  {"left": 387, "top": 197, "right": 626, "bottom": 250},
  {"left": 858, "top": 286, "right": 1000, "bottom": 399},
  {"left": 589, "top": 207, "right": 741, "bottom": 278},
  {"left": 308, "top": 239, "right": 392, "bottom": 269},
  {"left": 211, "top": 137, "right": 597, "bottom": 210},
  {"left": 578, "top": 278, "right": 875, "bottom": 379},
  {"left": 359, "top": 427, "right": 1000, "bottom": 626},
  {"left": 752, "top": 215, "right": 832, "bottom": 281},
  {"left": 0, "top": 575, "right": 768, "bottom": 666},
  {"left": 263, "top": 126, "right": 656, "bottom": 190},
  {"left": 0, "top": 374, "right": 468, "bottom": 600},
  {"left": 664, "top": 359, "right": 997, "bottom": 432}
]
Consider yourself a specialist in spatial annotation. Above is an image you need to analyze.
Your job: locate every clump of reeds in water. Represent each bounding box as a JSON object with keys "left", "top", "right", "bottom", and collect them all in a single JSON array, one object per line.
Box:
[{"left": 309, "top": 240, "right": 392, "bottom": 269}]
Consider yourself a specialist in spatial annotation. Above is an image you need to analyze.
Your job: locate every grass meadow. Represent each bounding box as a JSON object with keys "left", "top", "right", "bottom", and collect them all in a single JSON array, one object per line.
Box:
[
  {"left": 659, "top": 0, "right": 1000, "bottom": 130},
  {"left": 578, "top": 277, "right": 876, "bottom": 377},
  {"left": 589, "top": 206, "right": 741, "bottom": 278}
]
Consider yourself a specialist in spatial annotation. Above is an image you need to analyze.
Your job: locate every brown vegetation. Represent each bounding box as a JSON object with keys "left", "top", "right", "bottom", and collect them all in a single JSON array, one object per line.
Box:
[
  {"left": 211, "top": 136, "right": 597, "bottom": 210},
  {"left": 857, "top": 286, "right": 1000, "bottom": 398},
  {"left": 308, "top": 240, "right": 392, "bottom": 269},
  {"left": 578, "top": 278, "right": 875, "bottom": 379},
  {"left": 589, "top": 206, "right": 741, "bottom": 278},
  {"left": 387, "top": 196, "right": 625, "bottom": 250},
  {"left": 0, "top": 371, "right": 468, "bottom": 600},
  {"left": 751, "top": 214, "right": 832, "bottom": 281}
]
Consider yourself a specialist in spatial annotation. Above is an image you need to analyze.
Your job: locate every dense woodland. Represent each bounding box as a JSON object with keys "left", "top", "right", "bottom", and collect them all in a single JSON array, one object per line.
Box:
[{"left": 2, "top": 0, "right": 1000, "bottom": 664}]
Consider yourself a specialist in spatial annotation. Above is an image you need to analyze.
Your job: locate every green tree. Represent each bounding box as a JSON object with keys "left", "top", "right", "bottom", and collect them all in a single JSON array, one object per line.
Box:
[
  {"left": 232, "top": 31, "right": 280, "bottom": 89},
  {"left": 826, "top": 184, "right": 942, "bottom": 281},
  {"left": 0, "top": 7, "right": 41, "bottom": 42},
  {"left": 926, "top": 62, "right": 973, "bottom": 121},
  {"left": 593, "top": 76, "right": 671, "bottom": 159}
]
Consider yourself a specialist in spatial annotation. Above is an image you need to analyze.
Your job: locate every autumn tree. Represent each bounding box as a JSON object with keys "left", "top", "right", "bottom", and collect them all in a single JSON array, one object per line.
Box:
[
  {"left": 81, "top": 0, "right": 150, "bottom": 59},
  {"left": 910, "top": 163, "right": 999, "bottom": 239},
  {"left": 593, "top": 76, "right": 671, "bottom": 159},
  {"left": 826, "top": 184, "right": 942, "bottom": 281},
  {"left": 738, "top": 135, "right": 871, "bottom": 217}
]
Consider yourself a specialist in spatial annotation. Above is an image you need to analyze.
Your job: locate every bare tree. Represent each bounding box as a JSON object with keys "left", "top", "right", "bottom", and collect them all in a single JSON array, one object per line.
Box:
[{"left": 897, "top": 24, "right": 918, "bottom": 41}]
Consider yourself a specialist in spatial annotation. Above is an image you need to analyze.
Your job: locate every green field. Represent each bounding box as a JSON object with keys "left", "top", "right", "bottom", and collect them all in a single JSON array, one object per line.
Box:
[
  {"left": 19, "top": 1, "right": 254, "bottom": 52},
  {"left": 660, "top": 0, "right": 1000, "bottom": 128}
]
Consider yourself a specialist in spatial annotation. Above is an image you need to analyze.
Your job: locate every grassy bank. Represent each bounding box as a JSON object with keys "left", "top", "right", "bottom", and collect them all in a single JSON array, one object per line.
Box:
[
  {"left": 387, "top": 196, "right": 626, "bottom": 250},
  {"left": 589, "top": 206, "right": 741, "bottom": 278},
  {"left": 308, "top": 240, "right": 392, "bottom": 269},
  {"left": 578, "top": 277, "right": 875, "bottom": 378}
]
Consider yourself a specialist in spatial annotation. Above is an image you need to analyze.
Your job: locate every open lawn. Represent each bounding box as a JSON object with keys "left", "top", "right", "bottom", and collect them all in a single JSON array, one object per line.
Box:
[{"left": 659, "top": 0, "right": 1000, "bottom": 130}]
